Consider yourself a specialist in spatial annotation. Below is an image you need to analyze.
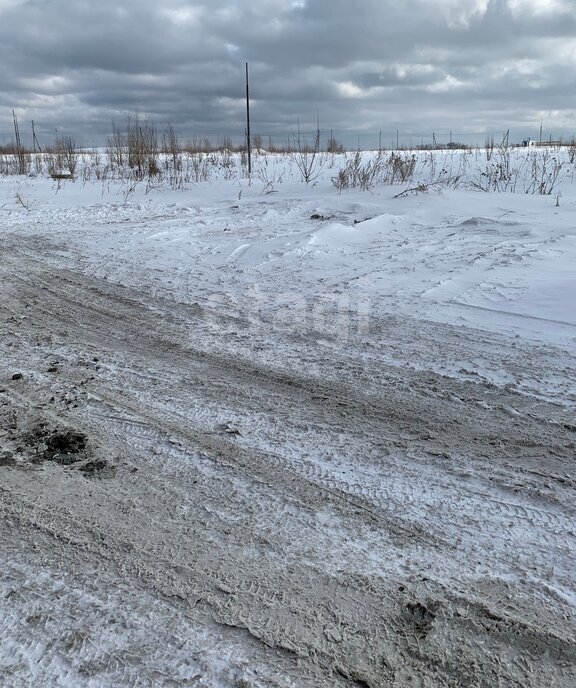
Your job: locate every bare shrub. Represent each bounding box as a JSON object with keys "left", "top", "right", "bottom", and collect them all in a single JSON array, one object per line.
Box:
[
  {"left": 332, "top": 151, "right": 386, "bottom": 191},
  {"left": 15, "top": 191, "right": 31, "bottom": 211},
  {"left": 333, "top": 151, "right": 417, "bottom": 191},
  {"left": 524, "top": 150, "right": 563, "bottom": 195},
  {"left": 147, "top": 157, "right": 160, "bottom": 177},
  {"left": 327, "top": 136, "right": 345, "bottom": 153},
  {"left": 216, "top": 135, "right": 234, "bottom": 153},
  {"left": 266, "top": 137, "right": 295, "bottom": 154},
  {"left": 186, "top": 152, "right": 212, "bottom": 182},
  {"left": 53, "top": 135, "right": 78, "bottom": 177},
  {"left": 0, "top": 154, "right": 19, "bottom": 175},
  {"left": 127, "top": 119, "right": 159, "bottom": 179},
  {"left": 107, "top": 122, "right": 126, "bottom": 167},
  {"left": 388, "top": 153, "right": 416, "bottom": 184},
  {"left": 291, "top": 121, "right": 324, "bottom": 184},
  {"left": 0, "top": 142, "right": 30, "bottom": 175},
  {"left": 44, "top": 152, "right": 58, "bottom": 178},
  {"left": 568, "top": 139, "right": 576, "bottom": 164},
  {"left": 162, "top": 124, "right": 184, "bottom": 187},
  {"left": 33, "top": 153, "right": 43, "bottom": 175},
  {"left": 485, "top": 136, "right": 495, "bottom": 161},
  {"left": 472, "top": 138, "right": 517, "bottom": 192},
  {"left": 216, "top": 148, "right": 236, "bottom": 179},
  {"left": 185, "top": 138, "right": 215, "bottom": 154},
  {"left": 256, "top": 159, "right": 285, "bottom": 190}
]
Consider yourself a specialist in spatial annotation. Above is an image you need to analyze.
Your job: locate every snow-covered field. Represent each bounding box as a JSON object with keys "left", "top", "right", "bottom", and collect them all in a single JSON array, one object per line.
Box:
[{"left": 1, "top": 149, "right": 575, "bottom": 687}]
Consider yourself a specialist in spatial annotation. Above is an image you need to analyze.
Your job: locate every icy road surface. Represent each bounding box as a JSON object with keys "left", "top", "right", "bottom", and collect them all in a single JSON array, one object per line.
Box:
[{"left": 1, "top": 172, "right": 575, "bottom": 687}]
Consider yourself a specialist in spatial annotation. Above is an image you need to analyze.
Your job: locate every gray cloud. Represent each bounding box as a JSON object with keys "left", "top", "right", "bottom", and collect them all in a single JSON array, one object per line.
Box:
[{"left": 1, "top": 0, "right": 576, "bottom": 148}]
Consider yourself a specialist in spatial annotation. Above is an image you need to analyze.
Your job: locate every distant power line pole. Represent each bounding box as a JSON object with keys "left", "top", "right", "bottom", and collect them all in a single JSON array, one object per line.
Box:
[
  {"left": 31, "top": 120, "right": 42, "bottom": 153},
  {"left": 12, "top": 109, "right": 26, "bottom": 174},
  {"left": 12, "top": 109, "right": 21, "bottom": 149},
  {"left": 245, "top": 62, "right": 251, "bottom": 175}
]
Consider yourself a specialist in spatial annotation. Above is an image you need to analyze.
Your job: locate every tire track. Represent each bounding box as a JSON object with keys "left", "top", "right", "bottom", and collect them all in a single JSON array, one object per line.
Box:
[
  {"left": 4, "top": 260, "right": 574, "bottom": 475},
  {"left": 1, "top": 239, "right": 576, "bottom": 687}
]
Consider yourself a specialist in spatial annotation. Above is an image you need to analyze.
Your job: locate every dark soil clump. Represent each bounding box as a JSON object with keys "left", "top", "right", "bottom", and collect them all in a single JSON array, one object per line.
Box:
[
  {"left": 0, "top": 452, "right": 16, "bottom": 467},
  {"left": 44, "top": 431, "right": 88, "bottom": 465},
  {"left": 79, "top": 459, "right": 111, "bottom": 476},
  {"left": 45, "top": 431, "right": 87, "bottom": 455},
  {"left": 23, "top": 425, "right": 89, "bottom": 466}
]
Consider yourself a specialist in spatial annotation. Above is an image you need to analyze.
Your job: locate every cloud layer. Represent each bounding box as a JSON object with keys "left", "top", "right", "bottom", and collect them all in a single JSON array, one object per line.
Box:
[{"left": 1, "top": 0, "right": 576, "bottom": 147}]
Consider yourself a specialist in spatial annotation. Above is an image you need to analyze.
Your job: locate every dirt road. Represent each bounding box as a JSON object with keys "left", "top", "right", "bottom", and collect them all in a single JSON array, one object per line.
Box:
[{"left": 1, "top": 235, "right": 575, "bottom": 687}]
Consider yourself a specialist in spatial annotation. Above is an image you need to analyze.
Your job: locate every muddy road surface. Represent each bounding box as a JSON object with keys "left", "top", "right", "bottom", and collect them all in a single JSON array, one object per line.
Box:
[{"left": 1, "top": 236, "right": 575, "bottom": 687}]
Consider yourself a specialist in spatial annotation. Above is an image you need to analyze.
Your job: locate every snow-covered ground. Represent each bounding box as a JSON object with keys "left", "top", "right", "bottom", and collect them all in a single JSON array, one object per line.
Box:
[
  {"left": 5, "top": 149, "right": 576, "bottom": 399},
  {"left": 1, "top": 150, "right": 575, "bottom": 686}
]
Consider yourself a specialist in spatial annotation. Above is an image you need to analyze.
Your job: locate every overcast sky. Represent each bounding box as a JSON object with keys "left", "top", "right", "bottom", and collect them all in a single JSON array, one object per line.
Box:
[{"left": 1, "top": 0, "right": 576, "bottom": 148}]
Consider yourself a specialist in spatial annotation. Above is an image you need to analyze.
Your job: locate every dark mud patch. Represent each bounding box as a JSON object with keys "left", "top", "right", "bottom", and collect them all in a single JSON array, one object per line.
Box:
[
  {"left": 23, "top": 425, "right": 89, "bottom": 466},
  {"left": 79, "top": 458, "right": 114, "bottom": 477},
  {"left": 0, "top": 452, "right": 16, "bottom": 467},
  {"left": 17, "top": 423, "right": 114, "bottom": 477},
  {"left": 45, "top": 431, "right": 87, "bottom": 462}
]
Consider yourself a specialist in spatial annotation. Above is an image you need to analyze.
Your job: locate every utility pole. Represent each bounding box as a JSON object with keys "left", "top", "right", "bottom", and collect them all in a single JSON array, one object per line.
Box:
[
  {"left": 13, "top": 109, "right": 26, "bottom": 174},
  {"left": 31, "top": 120, "right": 41, "bottom": 153},
  {"left": 245, "top": 62, "right": 251, "bottom": 175},
  {"left": 13, "top": 110, "right": 21, "bottom": 150}
]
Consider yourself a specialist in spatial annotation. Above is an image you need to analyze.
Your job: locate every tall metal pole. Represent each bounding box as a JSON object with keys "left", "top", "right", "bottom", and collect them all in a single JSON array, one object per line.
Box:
[{"left": 245, "top": 62, "right": 251, "bottom": 175}]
